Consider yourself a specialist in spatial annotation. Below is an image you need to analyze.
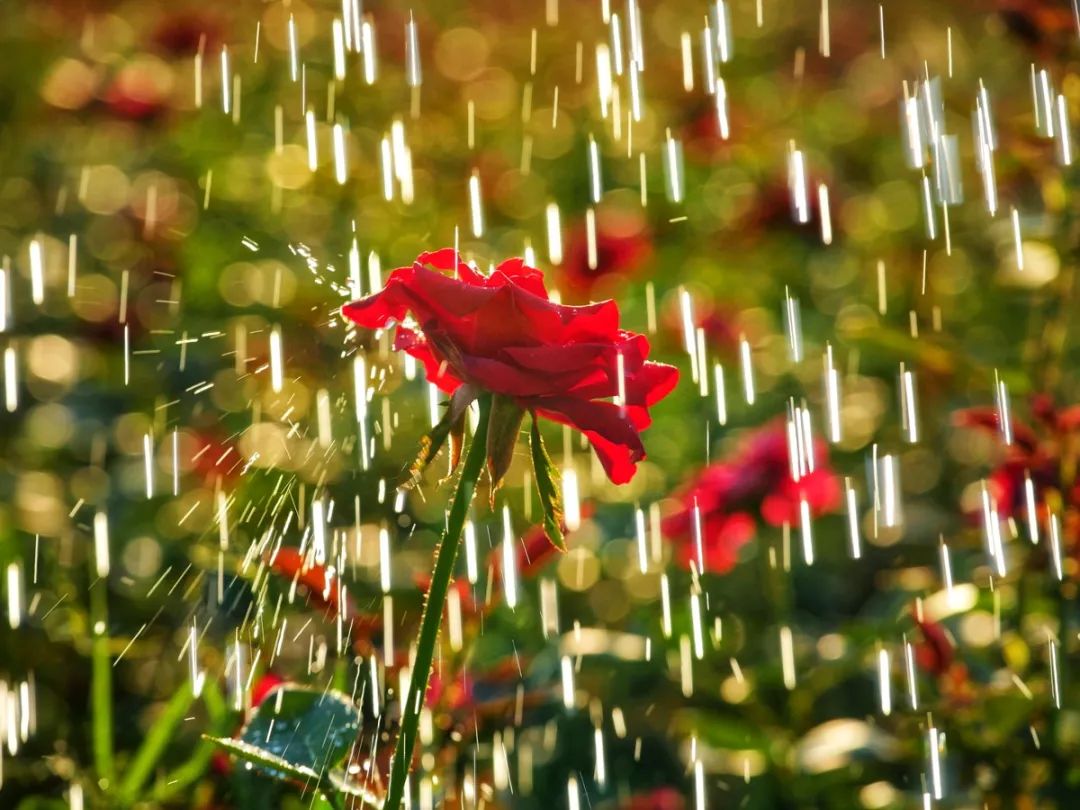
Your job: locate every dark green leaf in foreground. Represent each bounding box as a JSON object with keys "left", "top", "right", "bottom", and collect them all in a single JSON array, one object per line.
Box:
[
  {"left": 326, "top": 768, "right": 386, "bottom": 807},
  {"left": 209, "top": 685, "right": 360, "bottom": 784},
  {"left": 204, "top": 735, "right": 319, "bottom": 783}
]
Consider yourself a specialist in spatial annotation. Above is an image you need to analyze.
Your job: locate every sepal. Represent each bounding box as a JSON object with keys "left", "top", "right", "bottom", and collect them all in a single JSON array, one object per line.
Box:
[{"left": 529, "top": 415, "right": 567, "bottom": 552}]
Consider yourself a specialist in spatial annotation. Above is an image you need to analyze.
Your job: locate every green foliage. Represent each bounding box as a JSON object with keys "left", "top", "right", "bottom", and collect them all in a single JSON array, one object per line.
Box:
[
  {"left": 1, "top": 0, "right": 1080, "bottom": 808},
  {"left": 530, "top": 415, "right": 566, "bottom": 551},
  {"left": 213, "top": 685, "right": 360, "bottom": 785},
  {"left": 485, "top": 393, "right": 527, "bottom": 496}
]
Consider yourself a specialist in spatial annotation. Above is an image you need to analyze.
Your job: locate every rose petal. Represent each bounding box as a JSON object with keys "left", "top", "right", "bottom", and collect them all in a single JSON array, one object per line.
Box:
[{"left": 535, "top": 397, "right": 646, "bottom": 484}]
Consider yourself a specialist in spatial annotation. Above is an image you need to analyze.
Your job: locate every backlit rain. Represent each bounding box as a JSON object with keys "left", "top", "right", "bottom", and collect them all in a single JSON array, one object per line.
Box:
[{"left": 1, "top": 1, "right": 1080, "bottom": 809}]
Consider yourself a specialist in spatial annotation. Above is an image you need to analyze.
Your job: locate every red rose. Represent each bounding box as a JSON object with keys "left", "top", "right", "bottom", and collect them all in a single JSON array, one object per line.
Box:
[
  {"left": 341, "top": 249, "right": 678, "bottom": 485},
  {"left": 953, "top": 406, "right": 1038, "bottom": 450},
  {"left": 249, "top": 673, "right": 285, "bottom": 708},
  {"left": 677, "top": 506, "right": 756, "bottom": 573},
  {"left": 663, "top": 422, "right": 840, "bottom": 573},
  {"left": 266, "top": 547, "right": 356, "bottom": 621},
  {"left": 560, "top": 212, "right": 652, "bottom": 299},
  {"left": 266, "top": 547, "right": 381, "bottom": 656},
  {"left": 953, "top": 400, "right": 1080, "bottom": 544}
]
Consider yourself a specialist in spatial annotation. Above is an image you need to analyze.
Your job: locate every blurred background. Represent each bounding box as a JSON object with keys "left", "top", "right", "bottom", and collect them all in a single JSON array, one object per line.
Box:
[{"left": 1, "top": 0, "right": 1080, "bottom": 808}]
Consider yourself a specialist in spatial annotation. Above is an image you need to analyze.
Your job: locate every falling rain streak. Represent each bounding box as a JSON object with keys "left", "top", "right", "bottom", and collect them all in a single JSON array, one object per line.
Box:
[{"left": 0, "top": 3, "right": 1075, "bottom": 810}]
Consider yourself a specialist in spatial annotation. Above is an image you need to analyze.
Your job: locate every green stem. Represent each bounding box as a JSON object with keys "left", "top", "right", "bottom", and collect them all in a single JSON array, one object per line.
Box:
[
  {"left": 90, "top": 577, "right": 114, "bottom": 787},
  {"left": 323, "top": 788, "right": 347, "bottom": 810},
  {"left": 383, "top": 394, "right": 491, "bottom": 810},
  {"left": 1050, "top": 580, "right": 1072, "bottom": 802},
  {"left": 116, "top": 680, "right": 196, "bottom": 805},
  {"left": 150, "top": 680, "right": 228, "bottom": 803}
]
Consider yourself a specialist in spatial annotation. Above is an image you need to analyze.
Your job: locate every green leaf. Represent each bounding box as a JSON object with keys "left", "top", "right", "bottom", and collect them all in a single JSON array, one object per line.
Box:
[
  {"left": 529, "top": 416, "right": 566, "bottom": 551},
  {"left": 406, "top": 385, "right": 476, "bottom": 487},
  {"left": 116, "top": 680, "right": 196, "bottom": 806},
  {"left": 671, "top": 708, "right": 769, "bottom": 752},
  {"left": 16, "top": 799, "right": 69, "bottom": 810},
  {"left": 210, "top": 685, "right": 361, "bottom": 785},
  {"left": 326, "top": 769, "right": 385, "bottom": 806},
  {"left": 151, "top": 680, "right": 229, "bottom": 803},
  {"left": 205, "top": 735, "right": 319, "bottom": 783},
  {"left": 486, "top": 394, "right": 526, "bottom": 499}
]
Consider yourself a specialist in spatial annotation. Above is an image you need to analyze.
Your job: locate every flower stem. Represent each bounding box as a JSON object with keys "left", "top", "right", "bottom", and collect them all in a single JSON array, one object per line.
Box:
[
  {"left": 384, "top": 394, "right": 491, "bottom": 810},
  {"left": 150, "top": 680, "right": 228, "bottom": 803},
  {"left": 90, "top": 577, "right": 114, "bottom": 787},
  {"left": 116, "top": 680, "right": 195, "bottom": 806}
]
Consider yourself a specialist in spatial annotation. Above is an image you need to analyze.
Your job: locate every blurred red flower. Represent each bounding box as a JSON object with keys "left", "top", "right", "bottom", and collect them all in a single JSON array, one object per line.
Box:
[
  {"left": 660, "top": 297, "right": 749, "bottom": 361},
  {"left": 559, "top": 212, "right": 652, "bottom": 300},
  {"left": 414, "top": 505, "right": 591, "bottom": 618},
  {"left": 913, "top": 613, "right": 972, "bottom": 705},
  {"left": 663, "top": 423, "right": 841, "bottom": 573},
  {"left": 624, "top": 786, "right": 686, "bottom": 810},
  {"left": 266, "top": 547, "right": 355, "bottom": 620},
  {"left": 265, "top": 547, "right": 381, "bottom": 656},
  {"left": 997, "top": 0, "right": 1076, "bottom": 53},
  {"left": 515, "top": 516, "right": 570, "bottom": 577},
  {"left": 249, "top": 672, "right": 285, "bottom": 708},
  {"left": 101, "top": 61, "right": 171, "bottom": 122},
  {"left": 913, "top": 615, "right": 956, "bottom": 678},
  {"left": 190, "top": 431, "right": 242, "bottom": 487},
  {"left": 152, "top": 10, "right": 224, "bottom": 57},
  {"left": 342, "top": 249, "right": 678, "bottom": 484},
  {"left": 954, "top": 395, "right": 1080, "bottom": 546},
  {"left": 493, "top": 503, "right": 593, "bottom": 586}
]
